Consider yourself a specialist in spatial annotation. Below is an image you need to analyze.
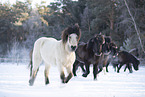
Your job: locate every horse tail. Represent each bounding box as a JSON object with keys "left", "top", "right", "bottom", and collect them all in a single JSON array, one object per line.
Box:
[{"left": 28, "top": 49, "right": 33, "bottom": 77}]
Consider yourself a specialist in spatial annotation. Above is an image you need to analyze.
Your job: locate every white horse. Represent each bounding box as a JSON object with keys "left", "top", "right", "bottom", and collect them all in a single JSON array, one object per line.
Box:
[{"left": 29, "top": 24, "right": 81, "bottom": 86}]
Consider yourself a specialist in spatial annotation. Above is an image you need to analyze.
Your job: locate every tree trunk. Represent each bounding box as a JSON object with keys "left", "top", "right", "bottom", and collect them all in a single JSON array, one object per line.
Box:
[{"left": 124, "top": 0, "right": 145, "bottom": 54}]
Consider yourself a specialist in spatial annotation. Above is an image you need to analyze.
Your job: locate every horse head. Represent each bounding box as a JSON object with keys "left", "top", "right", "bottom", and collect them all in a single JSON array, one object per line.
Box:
[
  {"left": 87, "top": 34, "right": 105, "bottom": 56},
  {"left": 101, "top": 36, "right": 112, "bottom": 55},
  {"left": 62, "top": 24, "right": 81, "bottom": 52},
  {"left": 102, "top": 43, "right": 110, "bottom": 55},
  {"left": 105, "top": 36, "right": 112, "bottom": 44},
  {"left": 109, "top": 42, "right": 118, "bottom": 57},
  {"left": 133, "top": 58, "right": 140, "bottom": 71}
]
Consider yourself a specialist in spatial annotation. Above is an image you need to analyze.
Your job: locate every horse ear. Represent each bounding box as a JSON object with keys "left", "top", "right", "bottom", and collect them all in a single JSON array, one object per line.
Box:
[
  {"left": 73, "top": 23, "right": 79, "bottom": 30},
  {"left": 73, "top": 23, "right": 81, "bottom": 42},
  {"left": 62, "top": 27, "right": 69, "bottom": 43},
  {"left": 105, "top": 36, "right": 112, "bottom": 44},
  {"left": 62, "top": 24, "right": 81, "bottom": 43},
  {"left": 74, "top": 23, "right": 79, "bottom": 28}
]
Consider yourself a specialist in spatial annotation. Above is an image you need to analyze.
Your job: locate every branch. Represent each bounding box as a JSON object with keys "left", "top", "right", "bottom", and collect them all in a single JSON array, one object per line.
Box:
[{"left": 124, "top": 0, "right": 145, "bottom": 54}]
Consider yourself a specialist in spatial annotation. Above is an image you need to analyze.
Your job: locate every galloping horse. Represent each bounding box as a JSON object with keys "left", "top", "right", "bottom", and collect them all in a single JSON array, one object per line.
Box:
[
  {"left": 73, "top": 34, "right": 105, "bottom": 80},
  {"left": 105, "top": 42, "right": 118, "bottom": 72},
  {"left": 29, "top": 24, "right": 81, "bottom": 86},
  {"left": 117, "top": 51, "right": 140, "bottom": 73},
  {"left": 98, "top": 36, "right": 112, "bottom": 73},
  {"left": 112, "top": 50, "right": 140, "bottom": 73}
]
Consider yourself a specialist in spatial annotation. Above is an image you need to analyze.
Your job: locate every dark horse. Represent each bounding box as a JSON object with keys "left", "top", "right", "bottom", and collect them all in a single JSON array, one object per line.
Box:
[
  {"left": 115, "top": 51, "right": 140, "bottom": 73},
  {"left": 105, "top": 42, "right": 118, "bottom": 72},
  {"left": 100, "top": 36, "right": 112, "bottom": 73},
  {"left": 96, "top": 36, "right": 118, "bottom": 73},
  {"left": 73, "top": 34, "right": 105, "bottom": 80}
]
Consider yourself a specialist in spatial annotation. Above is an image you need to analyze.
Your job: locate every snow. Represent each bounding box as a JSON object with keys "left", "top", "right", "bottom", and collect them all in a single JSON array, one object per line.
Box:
[{"left": 0, "top": 63, "right": 145, "bottom": 97}]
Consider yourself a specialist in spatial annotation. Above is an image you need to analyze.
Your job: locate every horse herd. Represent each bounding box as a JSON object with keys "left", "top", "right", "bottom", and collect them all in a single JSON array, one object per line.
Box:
[{"left": 29, "top": 24, "right": 140, "bottom": 86}]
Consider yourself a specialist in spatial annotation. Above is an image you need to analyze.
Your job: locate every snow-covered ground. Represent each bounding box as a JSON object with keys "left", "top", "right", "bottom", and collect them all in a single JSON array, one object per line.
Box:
[{"left": 0, "top": 63, "right": 145, "bottom": 97}]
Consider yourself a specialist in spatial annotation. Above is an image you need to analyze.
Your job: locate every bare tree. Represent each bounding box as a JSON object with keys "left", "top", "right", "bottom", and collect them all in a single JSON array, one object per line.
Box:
[{"left": 124, "top": 0, "right": 145, "bottom": 53}]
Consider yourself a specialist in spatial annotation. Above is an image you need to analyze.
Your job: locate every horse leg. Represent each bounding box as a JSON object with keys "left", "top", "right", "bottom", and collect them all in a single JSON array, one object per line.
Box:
[
  {"left": 82, "top": 62, "right": 90, "bottom": 77},
  {"left": 72, "top": 60, "right": 79, "bottom": 76},
  {"left": 97, "top": 63, "right": 103, "bottom": 74},
  {"left": 29, "top": 65, "right": 40, "bottom": 86},
  {"left": 106, "top": 61, "right": 110, "bottom": 72},
  {"left": 115, "top": 64, "right": 119, "bottom": 72},
  {"left": 64, "top": 65, "right": 73, "bottom": 83},
  {"left": 44, "top": 64, "right": 51, "bottom": 85},
  {"left": 29, "top": 50, "right": 42, "bottom": 86},
  {"left": 59, "top": 66, "right": 65, "bottom": 83},
  {"left": 29, "top": 69, "right": 38, "bottom": 86},
  {"left": 117, "top": 63, "right": 123, "bottom": 73},
  {"left": 112, "top": 63, "right": 117, "bottom": 72},
  {"left": 124, "top": 64, "right": 127, "bottom": 72},
  {"left": 30, "top": 60, "right": 33, "bottom": 77},
  {"left": 80, "top": 62, "right": 85, "bottom": 72},
  {"left": 29, "top": 49, "right": 33, "bottom": 77},
  {"left": 127, "top": 63, "right": 133, "bottom": 73},
  {"left": 93, "top": 64, "right": 98, "bottom": 80}
]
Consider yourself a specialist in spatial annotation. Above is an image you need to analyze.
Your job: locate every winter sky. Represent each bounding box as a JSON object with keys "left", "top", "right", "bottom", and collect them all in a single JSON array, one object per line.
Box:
[{"left": 1, "top": 0, "right": 55, "bottom": 8}]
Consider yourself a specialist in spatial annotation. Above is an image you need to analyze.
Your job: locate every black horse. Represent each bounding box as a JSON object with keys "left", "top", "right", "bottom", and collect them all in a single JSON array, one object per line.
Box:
[
  {"left": 73, "top": 34, "right": 105, "bottom": 80},
  {"left": 113, "top": 51, "right": 140, "bottom": 73}
]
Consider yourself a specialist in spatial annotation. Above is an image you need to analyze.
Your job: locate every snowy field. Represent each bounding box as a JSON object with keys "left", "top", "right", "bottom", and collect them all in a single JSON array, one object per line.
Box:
[{"left": 0, "top": 63, "right": 145, "bottom": 97}]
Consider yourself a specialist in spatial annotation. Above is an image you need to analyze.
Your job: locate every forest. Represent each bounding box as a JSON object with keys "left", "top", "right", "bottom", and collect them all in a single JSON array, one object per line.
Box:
[{"left": 0, "top": 0, "right": 145, "bottom": 60}]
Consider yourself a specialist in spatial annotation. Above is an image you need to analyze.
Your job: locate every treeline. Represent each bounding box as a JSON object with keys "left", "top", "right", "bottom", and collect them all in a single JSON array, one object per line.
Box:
[{"left": 0, "top": 0, "right": 145, "bottom": 59}]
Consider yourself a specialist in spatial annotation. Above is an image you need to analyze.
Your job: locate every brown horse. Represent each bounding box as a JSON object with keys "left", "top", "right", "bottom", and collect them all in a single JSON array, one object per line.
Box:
[
  {"left": 73, "top": 34, "right": 105, "bottom": 80},
  {"left": 105, "top": 42, "right": 118, "bottom": 72},
  {"left": 99, "top": 36, "right": 112, "bottom": 73}
]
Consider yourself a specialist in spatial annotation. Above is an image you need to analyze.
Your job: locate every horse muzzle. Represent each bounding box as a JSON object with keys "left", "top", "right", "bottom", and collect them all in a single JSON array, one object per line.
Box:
[{"left": 71, "top": 46, "right": 77, "bottom": 51}]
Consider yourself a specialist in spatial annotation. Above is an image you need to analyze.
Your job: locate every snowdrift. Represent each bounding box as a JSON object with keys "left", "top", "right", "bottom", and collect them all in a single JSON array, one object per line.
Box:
[{"left": 0, "top": 63, "right": 145, "bottom": 97}]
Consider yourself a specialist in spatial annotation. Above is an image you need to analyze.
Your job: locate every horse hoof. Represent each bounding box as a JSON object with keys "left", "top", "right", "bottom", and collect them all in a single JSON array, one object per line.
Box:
[
  {"left": 61, "top": 77, "right": 68, "bottom": 83},
  {"left": 129, "top": 71, "right": 133, "bottom": 73},
  {"left": 82, "top": 74, "right": 88, "bottom": 77},
  {"left": 61, "top": 80, "right": 65, "bottom": 83},
  {"left": 73, "top": 74, "right": 77, "bottom": 76},
  {"left": 94, "top": 78, "right": 97, "bottom": 81},
  {"left": 61, "top": 78, "right": 67, "bottom": 84},
  {"left": 29, "top": 79, "right": 34, "bottom": 86},
  {"left": 45, "top": 79, "right": 49, "bottom": 85},
  {"left": 45, "top": 78, "right": 49, "bottom": 85}
]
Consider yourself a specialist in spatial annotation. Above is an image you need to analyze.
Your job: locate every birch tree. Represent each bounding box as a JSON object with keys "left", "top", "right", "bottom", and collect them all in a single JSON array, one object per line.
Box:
[{"left": 124, "top": 0, "right": 145, "bottom": 53}]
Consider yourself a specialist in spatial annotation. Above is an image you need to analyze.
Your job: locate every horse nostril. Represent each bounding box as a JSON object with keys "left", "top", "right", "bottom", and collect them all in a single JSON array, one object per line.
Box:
[{"left": 71, "top": 46, "right": 76, "bottom": 50}]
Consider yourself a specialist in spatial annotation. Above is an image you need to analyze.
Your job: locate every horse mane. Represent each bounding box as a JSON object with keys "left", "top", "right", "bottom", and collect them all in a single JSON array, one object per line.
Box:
[
  {"left": 94, "top": 34, "right": 105, "bottom": 44},
  {"left": 86, "top": 38, "right": 94, "bottom": 50},
  {"left": 86, "top": 39, "right": 95, "bottom": 58},
  {"left": 105, "top": 36, "right": 112, "bottom": 44},
  {"left": 61, "top": 24, "right": 81, "bottom": 43}
]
